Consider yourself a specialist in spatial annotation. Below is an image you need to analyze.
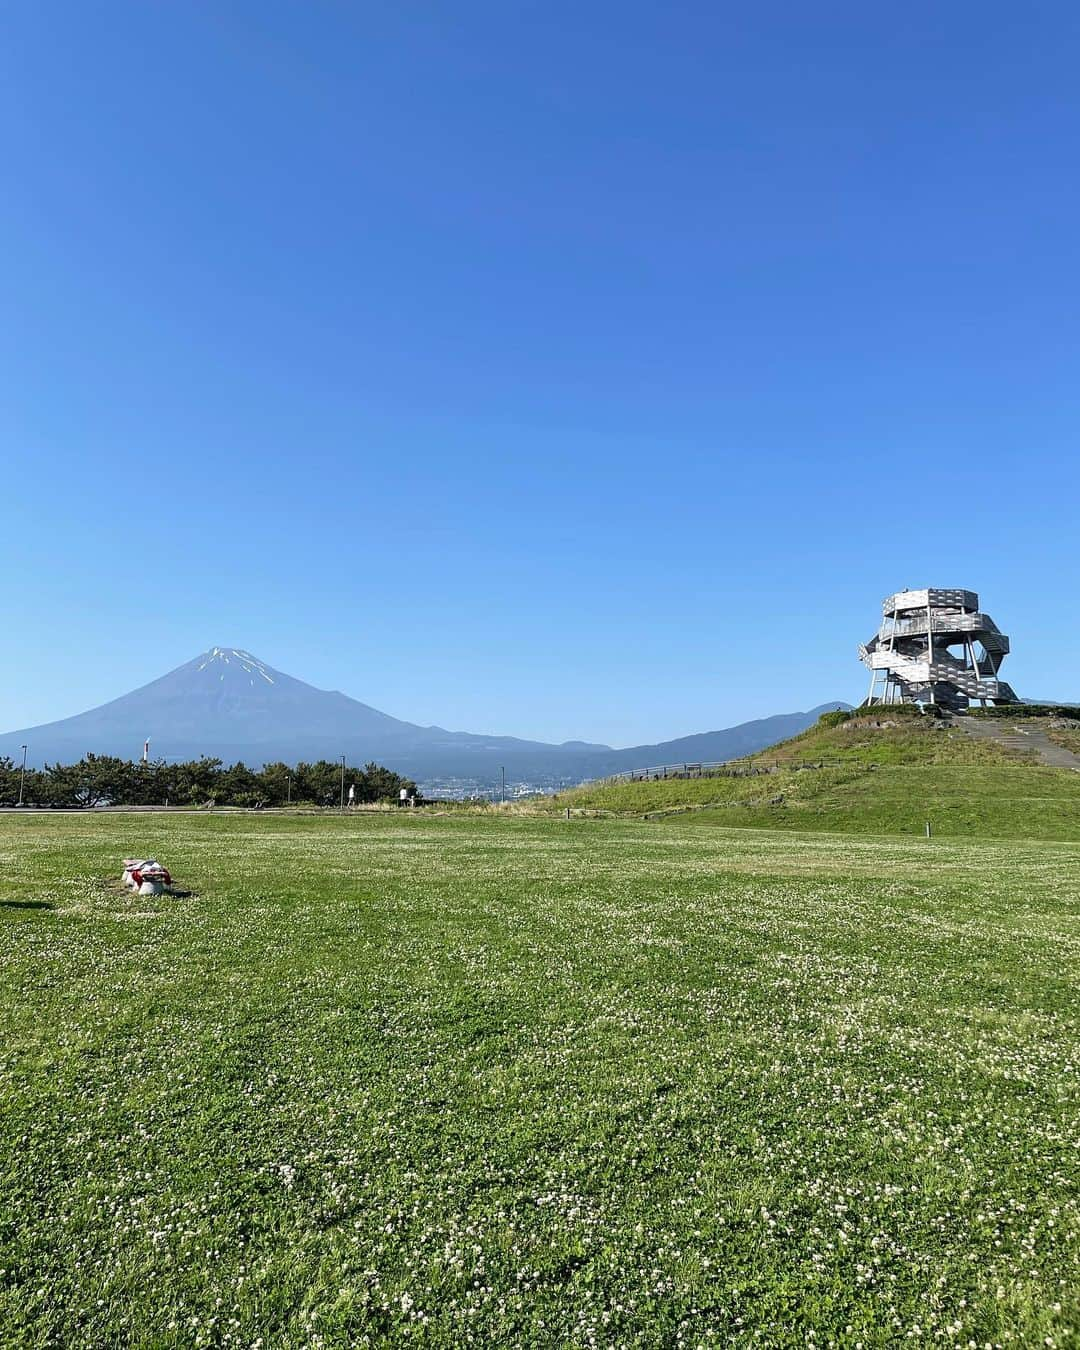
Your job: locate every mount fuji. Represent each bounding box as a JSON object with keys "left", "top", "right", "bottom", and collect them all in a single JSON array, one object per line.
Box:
[{"left": 0, "top": 647, "right": 846, "bottom": 788}]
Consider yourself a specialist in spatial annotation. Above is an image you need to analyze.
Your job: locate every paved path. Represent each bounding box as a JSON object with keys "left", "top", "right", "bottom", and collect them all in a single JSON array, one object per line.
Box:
[{"left": 955, "top": 716, "right": 1080, "bottom": 769}]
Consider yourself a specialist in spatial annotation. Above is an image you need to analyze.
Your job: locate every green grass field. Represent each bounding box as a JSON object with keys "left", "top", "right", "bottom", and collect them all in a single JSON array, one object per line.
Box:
[
  {"left": 3, "top": 810, "right": 1080, "bottom": 1347},
  {"left": 550, "top": 715, "right": 1080, "bottom": 841}
]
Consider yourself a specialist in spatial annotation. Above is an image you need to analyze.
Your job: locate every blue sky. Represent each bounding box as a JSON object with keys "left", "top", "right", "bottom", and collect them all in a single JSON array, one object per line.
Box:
[{"left": 2, "top": 2, "right": 1079, "bottom": 748}]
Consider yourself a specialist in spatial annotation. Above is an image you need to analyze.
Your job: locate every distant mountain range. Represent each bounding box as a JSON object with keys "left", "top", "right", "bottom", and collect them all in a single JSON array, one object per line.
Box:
[{"left": 0, "top": 647, "right": 850, "bottom": 789}]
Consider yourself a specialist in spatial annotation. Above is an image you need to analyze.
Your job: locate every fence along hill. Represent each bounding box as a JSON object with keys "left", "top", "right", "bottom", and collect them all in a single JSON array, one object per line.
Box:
[{"left": 548, "top": 705, "right": 1080, "bottom": 840}]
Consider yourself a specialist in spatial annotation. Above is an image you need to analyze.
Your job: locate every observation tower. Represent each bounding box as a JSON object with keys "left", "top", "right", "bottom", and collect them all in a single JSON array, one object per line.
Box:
[{"left": 859, "top": 588, "right": 1019, "bottom": 710}]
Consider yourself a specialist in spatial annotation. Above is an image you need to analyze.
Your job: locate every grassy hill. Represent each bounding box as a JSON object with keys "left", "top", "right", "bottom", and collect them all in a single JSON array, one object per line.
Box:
[{"left": 546, "top": 708, "right": 1080, "bottom": 841}]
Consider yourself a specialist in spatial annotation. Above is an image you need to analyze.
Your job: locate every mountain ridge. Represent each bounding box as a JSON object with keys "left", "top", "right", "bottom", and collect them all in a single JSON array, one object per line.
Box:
[{"left": 0, "top": 647, "right": 850, "bottom": 788}]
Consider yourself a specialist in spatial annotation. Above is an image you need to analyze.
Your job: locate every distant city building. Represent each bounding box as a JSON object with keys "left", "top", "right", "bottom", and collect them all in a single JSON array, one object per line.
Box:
[{"left": 859, "top": 588, "right": 1019, "bottom": 710}]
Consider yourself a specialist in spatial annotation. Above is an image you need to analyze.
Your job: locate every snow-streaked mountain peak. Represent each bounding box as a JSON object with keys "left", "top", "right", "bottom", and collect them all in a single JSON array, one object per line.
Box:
[
  {"left": 0, "top": 643, "right": 844, "bottom": 782},
  {"left": 196, "top": 647, "right": 275, "bottom": 685}
]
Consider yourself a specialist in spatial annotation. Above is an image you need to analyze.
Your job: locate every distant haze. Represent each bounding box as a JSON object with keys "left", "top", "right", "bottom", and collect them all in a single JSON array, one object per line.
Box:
[{"left": 0, "top": 647, "right": 848, "bottom": 789}]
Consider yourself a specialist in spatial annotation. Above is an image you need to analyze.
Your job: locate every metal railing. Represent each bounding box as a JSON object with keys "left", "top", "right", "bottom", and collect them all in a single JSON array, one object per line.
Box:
[{"left": 596, "top": 755, "right": 845, "bottom": 785}]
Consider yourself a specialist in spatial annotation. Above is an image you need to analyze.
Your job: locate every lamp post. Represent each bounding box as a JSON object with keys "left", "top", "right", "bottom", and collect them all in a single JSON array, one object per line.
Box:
[
  {"left": 286, "top": 774, "right": 292, "bottom": 807},
  {"left": 18, "top": 745, "right": 27, "bottom": 807},
  {"left": 340, "top": 755, "right": 346, "bottom": 811}
]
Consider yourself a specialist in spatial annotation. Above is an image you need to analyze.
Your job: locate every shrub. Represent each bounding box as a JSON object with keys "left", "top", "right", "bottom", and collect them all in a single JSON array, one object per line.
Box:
[{"left": 969, "top": 704, "right": 1080, "bottom": 721}]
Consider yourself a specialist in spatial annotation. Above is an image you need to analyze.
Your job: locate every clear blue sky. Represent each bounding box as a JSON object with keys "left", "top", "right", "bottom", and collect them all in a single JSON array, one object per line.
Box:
[{"left": 3, "top": 2, "right": 1079, "bottom": 748}]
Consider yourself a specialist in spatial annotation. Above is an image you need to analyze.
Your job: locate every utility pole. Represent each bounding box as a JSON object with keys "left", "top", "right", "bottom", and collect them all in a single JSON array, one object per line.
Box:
[
  {"left": 286, "top": 774, "right": 292, "bottom": 807},
  {"left": 18, "top": 745, "right": 27, "bottom": 807},
  {"left": 500, "top": 765, "right": 505, "bottom": 803},
  {"left": 340, "top": 755, "right": 346, "bottom": 811}
]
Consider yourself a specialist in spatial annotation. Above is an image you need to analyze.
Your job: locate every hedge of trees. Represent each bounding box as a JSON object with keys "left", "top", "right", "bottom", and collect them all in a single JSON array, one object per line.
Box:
[
  {"left": 968, "top": 704, "right": 1080, "bottom": 720},
  {"left": 820, "top": 705, "right": 925, "bottom": 727},
  {"left": 0, "top": 755, "right": 420, "bottom": 809}
]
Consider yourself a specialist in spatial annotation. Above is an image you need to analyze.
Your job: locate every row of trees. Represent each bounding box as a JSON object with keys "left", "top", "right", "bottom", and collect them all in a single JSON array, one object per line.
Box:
[{"left": 0, "top": 756, "right": 420, "bottom": 809}]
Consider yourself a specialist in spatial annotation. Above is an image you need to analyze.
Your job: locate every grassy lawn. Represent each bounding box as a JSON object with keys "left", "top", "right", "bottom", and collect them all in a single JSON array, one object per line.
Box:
[
  {"left": 678, "top": 762, "right": 1080, "bottom": 839},
  {"left": 1047, "top": 724, "right": 1080, "bottom": 756},
  {"left": 3, "top": 812, "right": 1080, "bottom": 1346},
  {"left": 550, "top": 716, "right": 1080, "bottom": 841}
]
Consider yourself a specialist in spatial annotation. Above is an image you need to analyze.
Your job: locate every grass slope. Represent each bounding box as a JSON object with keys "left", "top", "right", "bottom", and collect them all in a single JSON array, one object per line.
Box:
[
  {"left": 1048, "top": 723, "right": 1080, "bottom": 756},
  {"left": 549, "top": 714, "right": 1080, "bottom": 840},
  {"left": 3, "top": 812, "right": 1080, "bottom": 1346}
]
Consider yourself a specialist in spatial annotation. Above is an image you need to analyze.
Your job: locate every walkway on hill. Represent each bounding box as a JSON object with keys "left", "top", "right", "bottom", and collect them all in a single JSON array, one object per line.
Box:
[{"left": 955, "top": 716, "right": 1080, "bottom": 769}]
